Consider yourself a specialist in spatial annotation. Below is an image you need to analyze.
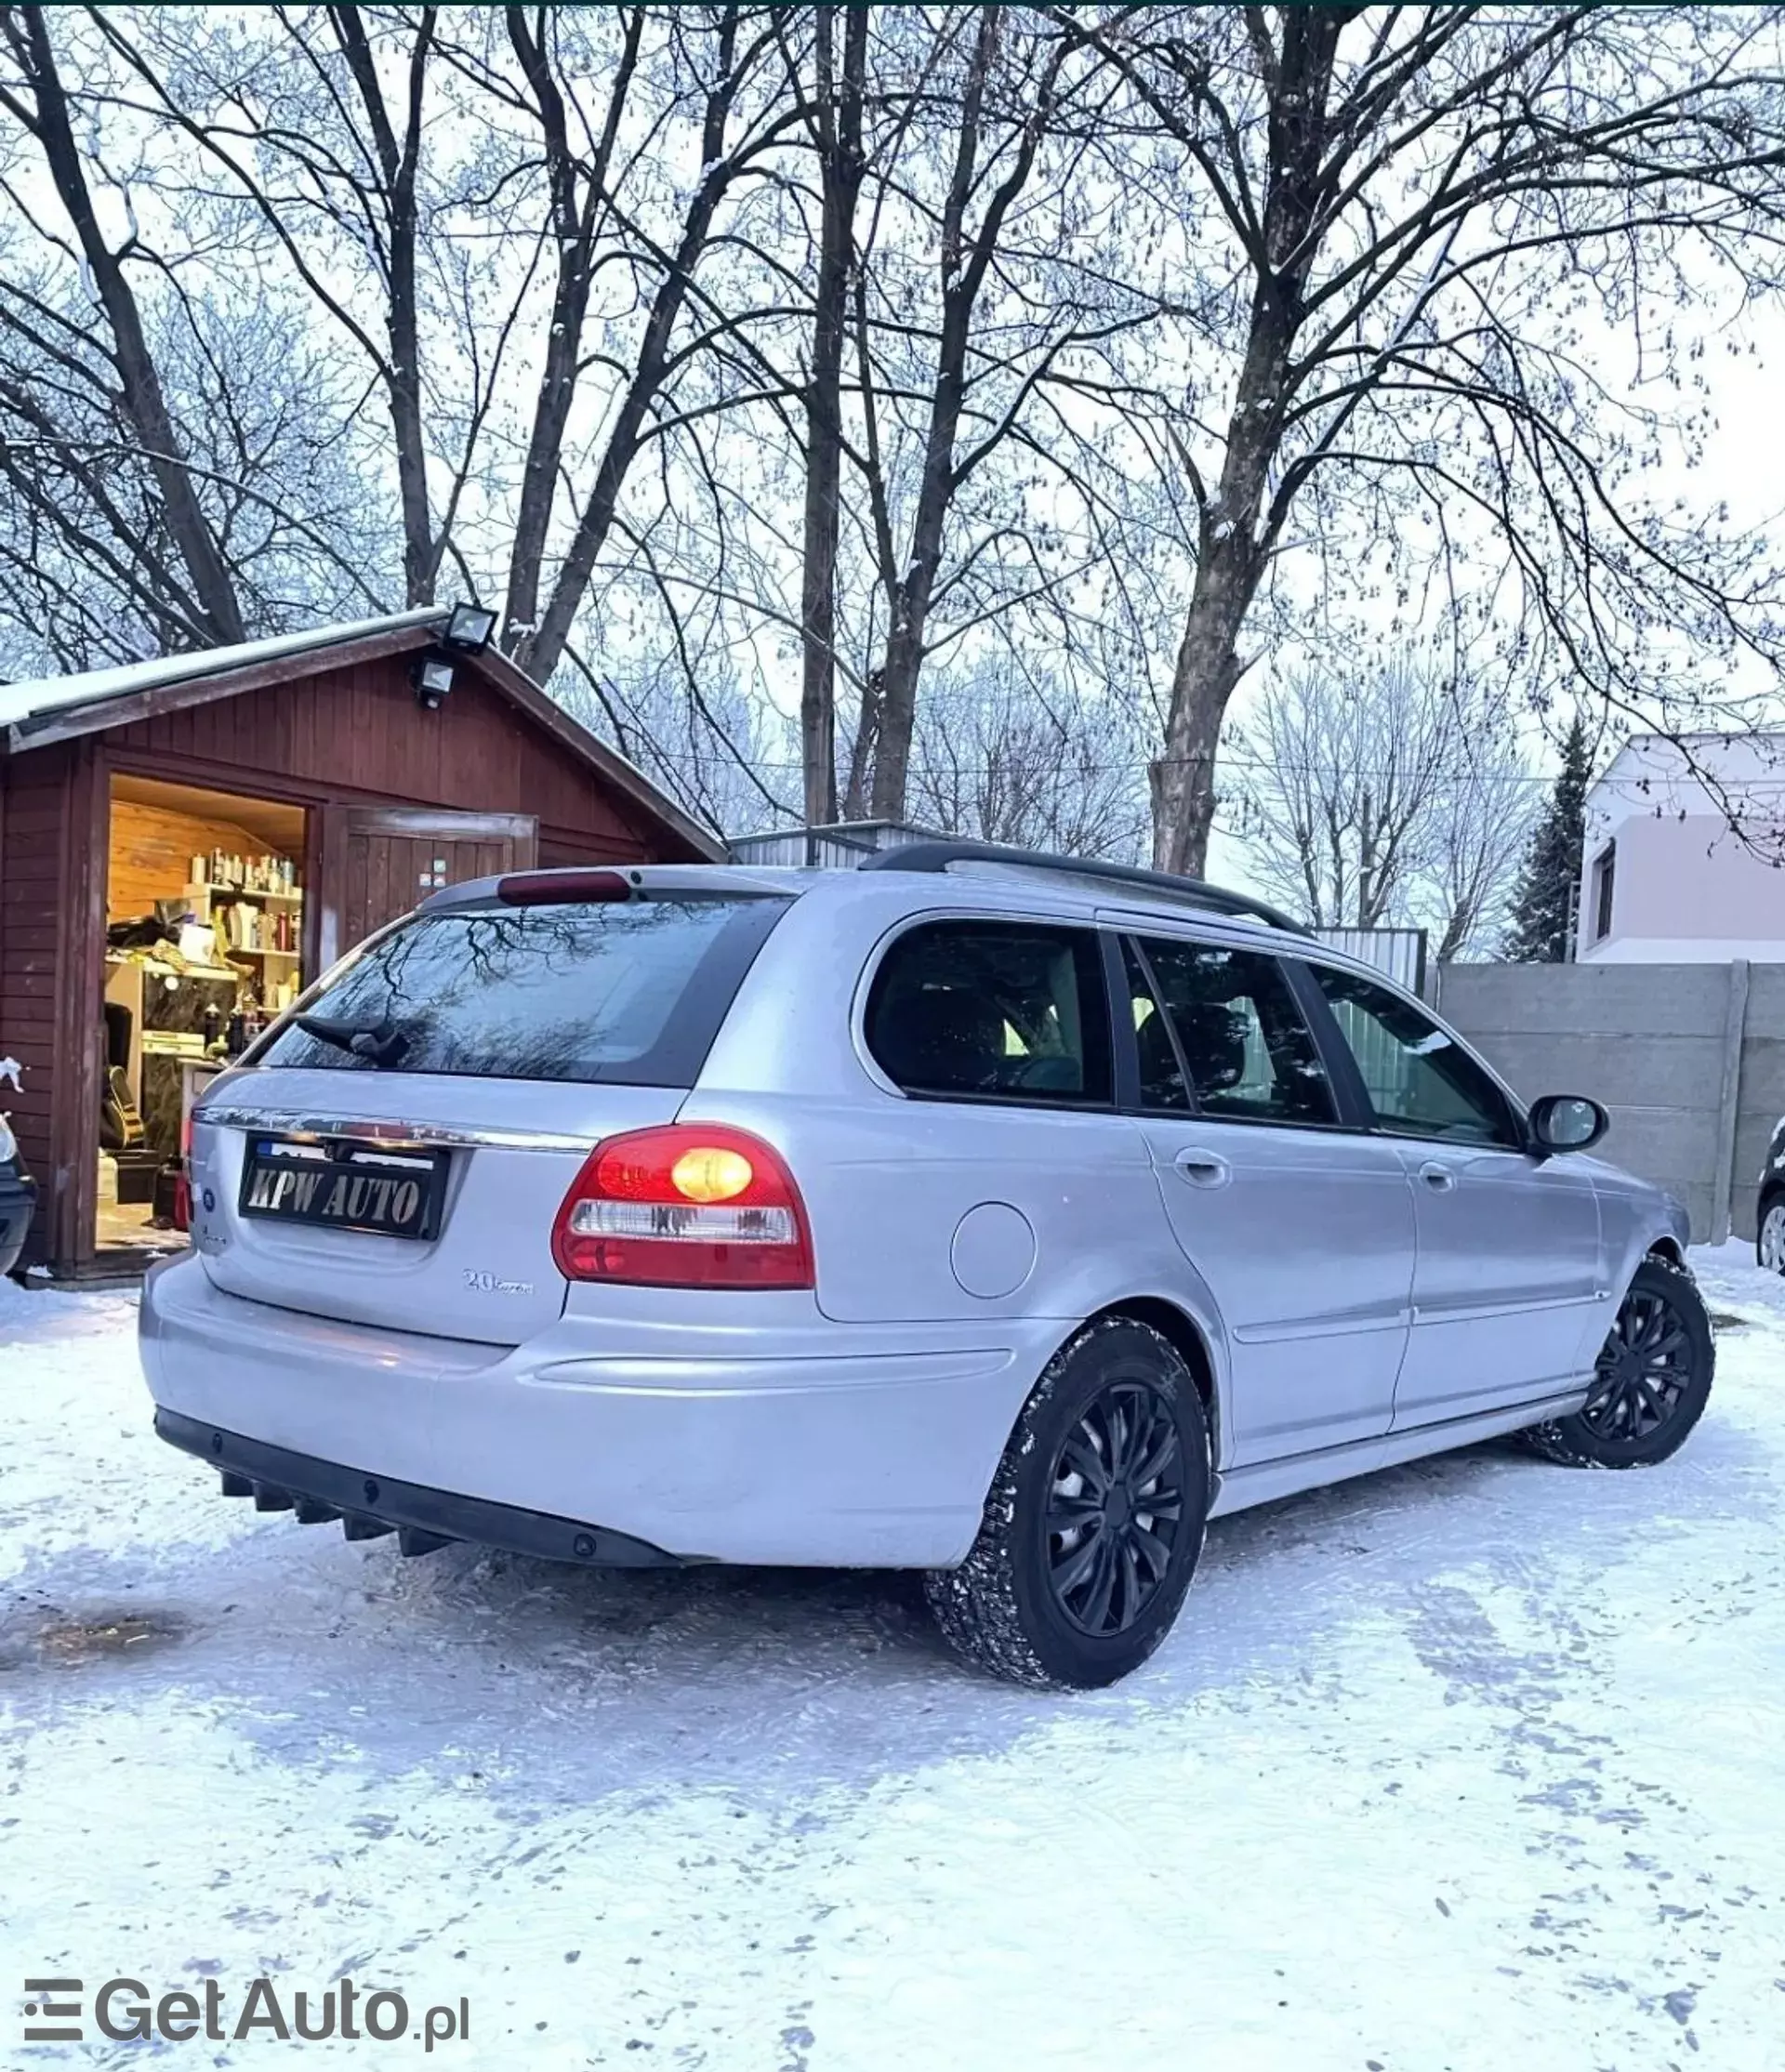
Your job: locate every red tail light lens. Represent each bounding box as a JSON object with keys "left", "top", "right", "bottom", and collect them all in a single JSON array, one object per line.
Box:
[{"left": 551, "top": 1124, "right": 813, "bottom": 1289}]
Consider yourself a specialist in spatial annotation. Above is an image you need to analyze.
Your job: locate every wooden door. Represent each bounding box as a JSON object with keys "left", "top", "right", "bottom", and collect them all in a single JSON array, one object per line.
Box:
[{"left": 316, "top": 808, "right": 537, "bottom": 968}]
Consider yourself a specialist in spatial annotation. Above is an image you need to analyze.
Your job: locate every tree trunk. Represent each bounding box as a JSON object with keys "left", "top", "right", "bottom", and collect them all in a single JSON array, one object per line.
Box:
[
  {"left": 798, "top": 6, "right": 866, "bottom": 827},
  {"left": 866, "top": 10, "right": 1001, "bottom": 822},
  {"left": 1150, "top": 537, "right": 1254, "bottom": 876},
  {"left": 1434, "top": 904, "right": 1471, "bottom": 965},
  {"left": 1148, "top": 9, "right": 1345, "bottom": 877},
  {"left": 841, "top": 669, "right": 880, "bottom": 820},
  {"left": 332, "top": 5, "right": 437, "bottom": 607},
  {"left": 386, "top": 167, "right": 431, "bottom": 607},
  {"left": 867, "top": 476, "right": 948, "bottom": 821},
  {"left": 840, "top": 263, "right": 896, "bottom": 821}
]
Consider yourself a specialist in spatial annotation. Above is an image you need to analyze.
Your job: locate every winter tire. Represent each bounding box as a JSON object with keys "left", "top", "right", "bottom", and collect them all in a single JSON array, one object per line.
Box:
[
  {"left": 924, "top": 1316, "right": 1211, "bottom": 1689},
  {"left": 1516, "top": 1255, "right": 1713, "bottom": 1469},
  {"left": 1759, "top": 1195, "right": 1785, "bottom": 1275}
]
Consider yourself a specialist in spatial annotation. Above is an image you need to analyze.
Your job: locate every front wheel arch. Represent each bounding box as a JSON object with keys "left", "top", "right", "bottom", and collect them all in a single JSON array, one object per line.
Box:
[{"left": 1518, "top": 1252, "right": 1713, "bottom": 1469}]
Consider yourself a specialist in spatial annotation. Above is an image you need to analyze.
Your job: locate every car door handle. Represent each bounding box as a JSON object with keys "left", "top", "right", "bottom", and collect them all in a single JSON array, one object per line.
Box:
[
  {"left": 1419, "top": 1160, "right": 1456, "bottom": 1192},
  {"left": 1173, "top": 1148, "right": 1231, "bottom": 1189}
]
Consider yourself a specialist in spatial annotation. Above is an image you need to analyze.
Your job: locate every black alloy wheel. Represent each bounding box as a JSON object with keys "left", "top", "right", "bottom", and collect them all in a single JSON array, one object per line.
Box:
[
  {"left": 1046, "top": 1379, "right": 1184, "bottom": 1638},
  {"left": 1579, "top": 1284, "right": 1692, "bottom": 1443},
  {"left": 925, "top": 1316, "right": 1211, "bottom": 1688},
  {"left": 1518, "top": 1255, "right": 1713, "bottom": 1470}
]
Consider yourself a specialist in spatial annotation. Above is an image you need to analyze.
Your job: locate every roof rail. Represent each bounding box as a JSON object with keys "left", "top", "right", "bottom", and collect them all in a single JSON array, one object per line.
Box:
[{"left": 857, "top": 839, "right": 1310, "bottom": 935}]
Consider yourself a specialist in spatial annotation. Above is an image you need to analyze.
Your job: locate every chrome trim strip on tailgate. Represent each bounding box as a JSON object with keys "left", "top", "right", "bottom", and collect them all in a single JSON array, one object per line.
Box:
[{"left": 196, "top": 1106, "right": 598, "bottom": 1155}]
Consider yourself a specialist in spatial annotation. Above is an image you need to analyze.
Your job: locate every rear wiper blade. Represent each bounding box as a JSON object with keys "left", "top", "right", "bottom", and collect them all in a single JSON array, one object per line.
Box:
[{"left": 293, "top": 1013, "right": 410, "bottom": 1067}]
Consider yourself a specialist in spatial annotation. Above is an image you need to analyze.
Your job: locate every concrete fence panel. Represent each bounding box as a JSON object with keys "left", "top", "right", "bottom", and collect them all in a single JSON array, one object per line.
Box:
[
  {"left": 1435, "top": 960, "right": 1779, "bottom": 1245},
  {"left": 1736, "top": 964, "right": 1785, "bottom": 1240}
]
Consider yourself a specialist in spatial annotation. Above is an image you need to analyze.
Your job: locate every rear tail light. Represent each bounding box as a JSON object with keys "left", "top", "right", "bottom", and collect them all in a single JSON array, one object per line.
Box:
[{"left": 551, "top": 1124, "right": 813, "bottom": 1289}]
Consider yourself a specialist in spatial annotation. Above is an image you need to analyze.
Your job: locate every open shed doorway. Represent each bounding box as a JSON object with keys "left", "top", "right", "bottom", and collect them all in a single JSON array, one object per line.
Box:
[{"left": 99, "top": 773, "right": 311, "bottom": 1263}]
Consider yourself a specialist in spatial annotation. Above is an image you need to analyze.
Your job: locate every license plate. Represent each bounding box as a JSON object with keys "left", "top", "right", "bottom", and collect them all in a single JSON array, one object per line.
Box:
[{"left": 239, "top": 1137, "right": 447, "bottom": 1240}]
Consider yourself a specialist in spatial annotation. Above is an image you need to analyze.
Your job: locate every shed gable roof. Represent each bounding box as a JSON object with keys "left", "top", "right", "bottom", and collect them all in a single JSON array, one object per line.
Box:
[{"left": 0, "top": 609, "right": 722, "bottom": 861}]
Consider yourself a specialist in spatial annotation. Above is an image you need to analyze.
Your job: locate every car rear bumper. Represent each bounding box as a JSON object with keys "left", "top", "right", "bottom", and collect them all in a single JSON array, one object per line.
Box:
[
  {"left": 154, "top": 1408, "right": 686, "bottom": 1565},
  {"left": 139, "top": 1252, "right": 1045, "bottom": 1567},
  {"left": 0, "top": 1172, "right": 36, "bottom": 1277}
]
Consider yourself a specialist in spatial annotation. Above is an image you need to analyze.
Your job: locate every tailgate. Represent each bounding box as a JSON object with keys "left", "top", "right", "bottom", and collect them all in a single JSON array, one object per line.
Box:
[{"left": 189, "top": 1068, "right": 681, "bottom": 1342}]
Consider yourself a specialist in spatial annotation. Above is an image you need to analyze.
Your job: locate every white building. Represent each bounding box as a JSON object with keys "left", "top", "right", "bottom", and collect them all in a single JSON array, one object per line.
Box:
[{"left": 1577, "top": 732, "right": 1785, "bottom": 962}]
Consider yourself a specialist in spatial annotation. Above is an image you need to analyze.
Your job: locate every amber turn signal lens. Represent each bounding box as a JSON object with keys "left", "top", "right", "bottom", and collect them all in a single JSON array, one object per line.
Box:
[{"left": 669, "top": 1146, "right": 754, "bottom": 1203}]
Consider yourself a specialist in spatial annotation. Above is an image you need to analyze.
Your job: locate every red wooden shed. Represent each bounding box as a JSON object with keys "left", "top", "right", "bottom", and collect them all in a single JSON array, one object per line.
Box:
[{"left": 0, "top": 608, "right": 721, "bottom": 1277}]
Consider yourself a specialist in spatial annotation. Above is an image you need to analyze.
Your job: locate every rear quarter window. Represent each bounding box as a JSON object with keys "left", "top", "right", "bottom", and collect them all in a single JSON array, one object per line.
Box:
[
  {"left": 254, "top": 894, "right": 788, "bottom": 1087},
  {"left": 866, "top": 918, "right": 1112, "bottom": 1105}
]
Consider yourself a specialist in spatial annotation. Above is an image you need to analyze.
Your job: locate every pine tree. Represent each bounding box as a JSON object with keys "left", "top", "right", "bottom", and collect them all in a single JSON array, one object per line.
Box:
[{"left": 1504, "top": 714, "right": 1593, "bottom": 961}]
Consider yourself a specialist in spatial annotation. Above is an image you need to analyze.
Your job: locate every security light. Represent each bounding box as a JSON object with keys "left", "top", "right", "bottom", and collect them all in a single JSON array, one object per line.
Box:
[
  {"left": 443, "top": 601, "right": 497, "bottom": 653},
  {"left": 413, "top": 650, "right": 456, "bottom": 710}
]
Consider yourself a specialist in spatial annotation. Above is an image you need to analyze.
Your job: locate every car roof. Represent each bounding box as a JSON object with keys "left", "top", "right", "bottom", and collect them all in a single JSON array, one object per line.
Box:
[{"left": 421, "top": 855, "right": 1401, "bottom": 984}]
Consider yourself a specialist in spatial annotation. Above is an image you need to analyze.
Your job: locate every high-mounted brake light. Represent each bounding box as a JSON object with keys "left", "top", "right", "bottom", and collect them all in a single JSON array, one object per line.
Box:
[
  {"left": 497, "top": 869, "right": 633, "bottom": 905},
  {"left": 551, "top": 1124, "right": 813, "bottom": 1289}
]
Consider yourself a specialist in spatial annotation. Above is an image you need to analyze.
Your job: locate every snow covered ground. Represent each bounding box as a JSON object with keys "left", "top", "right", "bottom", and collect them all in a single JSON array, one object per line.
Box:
[{"left": 3, "top": 1247, "right": 1782, "bottom": 2070}]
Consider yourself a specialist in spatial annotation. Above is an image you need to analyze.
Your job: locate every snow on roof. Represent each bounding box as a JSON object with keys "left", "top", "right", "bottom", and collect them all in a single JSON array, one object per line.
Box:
[
  {"left": 0, "top": 603, "right": 728, "bottom": 860},
  {"left": 0, "top": 607, "right": 444, "bottom": 735}
]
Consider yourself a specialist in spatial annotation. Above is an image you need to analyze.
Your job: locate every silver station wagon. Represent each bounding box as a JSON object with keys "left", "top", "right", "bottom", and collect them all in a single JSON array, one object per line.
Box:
[{"left": 140, "top": 844, "right": 1711, "bottom": 1687}]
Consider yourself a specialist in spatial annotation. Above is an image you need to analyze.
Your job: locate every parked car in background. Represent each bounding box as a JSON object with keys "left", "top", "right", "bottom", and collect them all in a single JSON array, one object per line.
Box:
[
  {"left": 139, "top": 844, "right": 1712, "bottom": 1689},
  {"left": 0, "top": 1110, "right": 36, "bottom": 1278},
  {"left": 1758, "top": 1118, "right": 1785, "bottom": 1274}
]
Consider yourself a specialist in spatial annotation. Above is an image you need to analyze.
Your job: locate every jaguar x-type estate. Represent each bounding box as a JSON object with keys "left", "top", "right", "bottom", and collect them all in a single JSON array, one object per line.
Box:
[{"left": 140, "top": 843, "right": 1709, "bottom": 1686}]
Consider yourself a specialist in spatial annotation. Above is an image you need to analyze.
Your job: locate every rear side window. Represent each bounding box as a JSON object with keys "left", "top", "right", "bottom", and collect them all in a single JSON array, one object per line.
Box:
[
  {"left": 1135, "top": 936, "right": 1337, "bottom": 1126},
  {"left": 255, "top": 895, "right": 788, "bottom": 1087},
  {"left": 866, "top": 920, "right": 1112, "bottom": 1105}
]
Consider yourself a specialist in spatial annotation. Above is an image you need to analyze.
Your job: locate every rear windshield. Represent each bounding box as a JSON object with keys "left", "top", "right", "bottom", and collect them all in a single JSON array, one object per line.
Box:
[{"left": 253, "top": 894, "right": 788, "bottom": 1086}]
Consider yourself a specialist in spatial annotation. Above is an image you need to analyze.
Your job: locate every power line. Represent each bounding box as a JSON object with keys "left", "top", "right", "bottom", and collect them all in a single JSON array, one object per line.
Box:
[{"left": 619, "top": 742, "right": 1785, "bottom": 792}]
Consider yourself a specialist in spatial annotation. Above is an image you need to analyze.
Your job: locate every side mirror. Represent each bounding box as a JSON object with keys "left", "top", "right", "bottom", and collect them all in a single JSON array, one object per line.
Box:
[{"left": 1527, "top": 1093, "right": 1608, "bottom": 1156}]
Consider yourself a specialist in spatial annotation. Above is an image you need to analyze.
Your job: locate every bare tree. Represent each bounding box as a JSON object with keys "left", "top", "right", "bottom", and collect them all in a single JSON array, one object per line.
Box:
[
  {"left": 0, "top": 11, "right": 388, "bottom": 670},
  {"left": 1424, "top": 740, "right": 1536, "bottom": 961},
  {"left": 0, "top": 6, "right": 245, "bottom": 645},
  {"left": 1235, "top": 660, "right": 1534, "bottom": 956},
  {"left": 510, "top": 7, "right": 806, "bottom": 680},
  {"left": 1086, "top": 7, "right": 1785, "bottom": 875},
  {"left": 555, "top": 635, "right": 795, "bottom": 838},
  {"left": 83, "top": 6, "right": 802, "bottom": 666},
  {"left": 10, "top": 0, "right": 1785, "bottom": 892},
  {"left": 839, "top": 6, "right": 1173, "bottom": 821},
  {"left": 496, "top": 4, "right": 646, "bottom": 645},
  {"left": 863, "top": 9, "right": 1066, "bottom": 817},
  {"left": 906, "top": 656, "right": 1150, "bottom": 860},
  {"left": 551, "top": 7, "right": 1178, "bottom": 832},
  {"left": 84, "top": 3, "right": 472, "bottom": 607}
]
